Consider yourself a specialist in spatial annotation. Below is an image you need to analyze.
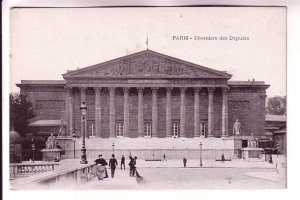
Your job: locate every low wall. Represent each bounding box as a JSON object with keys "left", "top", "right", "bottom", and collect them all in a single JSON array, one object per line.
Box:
[{"left": 65, "top": 149, "right": 237, "bottom": 160}]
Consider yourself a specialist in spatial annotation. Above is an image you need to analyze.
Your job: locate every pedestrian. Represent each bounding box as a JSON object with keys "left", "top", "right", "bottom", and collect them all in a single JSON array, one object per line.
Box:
[
  {"left": 121, "top": 155, "right": 125, "bottom": 170},
  {"left": 94, "top": 154, "right": 108, "bottom": 181},
  {"left": 183, "top": 157, "right": 187, "bottom": 168},
  {"left": 129, "top": 155, "right": 137, "bottom": 177},
  {"left": 109, "top": 154, "right": 118, "bottom": 178},
  {"left": 162, "top": 153, "right": 167, "bottom": 162},
  {"left": 221, "top": 154, "right": 225, "bottom": 163}
]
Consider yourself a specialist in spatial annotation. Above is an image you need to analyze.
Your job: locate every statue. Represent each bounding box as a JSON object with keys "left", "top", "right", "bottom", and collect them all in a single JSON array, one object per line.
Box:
[
  {"left": 58, "top": 119, "right": 65, "bottom": 137},
  {"left": 248, "top": 133, "right": 257, "bottom": 148},
  {"left": 233, "top": 119, "right": 241, "bottom": 135},
  {"left": 46, "top": 133, "right": 55, "bottom": 149}
]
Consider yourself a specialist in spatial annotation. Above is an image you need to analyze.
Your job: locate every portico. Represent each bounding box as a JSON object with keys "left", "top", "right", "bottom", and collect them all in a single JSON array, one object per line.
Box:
[{"left": 18, "top": 49, "right": 269, "bottom": 141}]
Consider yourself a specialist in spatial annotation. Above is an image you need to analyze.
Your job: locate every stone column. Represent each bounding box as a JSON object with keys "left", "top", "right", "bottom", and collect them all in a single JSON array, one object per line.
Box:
[
  {"left": 123, "top": 88, "right": 130, "bottom": 137},
  {"left": 137, "top": 87, "right": 144, "bottom": 137},
  {"left": 109, "top": 87, "right": 116, "bottom": 138},
  {"left": 221, "top": 87, "right": 229, "bottom": 137},
  {"left": 180, "top": 87, "right": 187, "bottom": 137},
  {"left": 95, "top": 87, "right": 101, "bottom": 137},
  {"left": 80, "top": 87, "right": 87, "bottom": 138},
  {"left": 166, "top": 87, "right": 172, "bottom": 137},
  {"left": 194, "top": 87, "right": 201, "bottom": 137},
  {"left": 207, "top": 87, "right": 215, "bottom": 137},
  {"left": 66, "top": 87, "right": 73, "bottom": 136},
  {"left": 151, "top": 87, "right": 158, "bottom": 137}
]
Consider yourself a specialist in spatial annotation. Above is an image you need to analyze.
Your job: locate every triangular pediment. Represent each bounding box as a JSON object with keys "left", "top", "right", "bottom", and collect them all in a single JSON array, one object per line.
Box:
[{"left": 63, "top": 50, "right": 231, "bottom": 79}]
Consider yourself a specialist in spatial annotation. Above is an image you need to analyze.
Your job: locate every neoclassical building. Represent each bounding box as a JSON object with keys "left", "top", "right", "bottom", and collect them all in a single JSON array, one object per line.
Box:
[{"left": 17, "top": 49, "right": 269, "bottom": 141}]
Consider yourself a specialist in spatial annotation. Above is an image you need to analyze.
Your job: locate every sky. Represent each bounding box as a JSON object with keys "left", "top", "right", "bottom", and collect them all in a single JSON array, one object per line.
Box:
[{"left": 9, "top": 7, "right": 286, "bottom": 97}]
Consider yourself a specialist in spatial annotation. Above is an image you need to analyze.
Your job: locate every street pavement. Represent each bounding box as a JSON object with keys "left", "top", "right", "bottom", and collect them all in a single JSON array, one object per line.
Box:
[{"left": 11, "top": 155, "right": 286, "bottom": 190}]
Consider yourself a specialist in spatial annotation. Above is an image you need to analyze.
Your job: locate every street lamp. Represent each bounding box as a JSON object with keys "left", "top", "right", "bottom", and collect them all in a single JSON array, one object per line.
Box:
[
  {"left": 31, "top": 138, "right": 35, "bottom": 163},
  {"left": 199, "top": 142, "right": 203, "bottom": 167},
  {"left": 80, "top": 102, "right": 88, "bottom": 164},
  {"left": 73, "top": 139, "right": 76, "bottom": 159},
  {"left": 112, "top": 143, "right": 115, "bottom": 154}
]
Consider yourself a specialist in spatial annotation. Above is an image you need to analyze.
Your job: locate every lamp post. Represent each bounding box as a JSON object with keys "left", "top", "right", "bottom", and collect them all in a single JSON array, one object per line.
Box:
[
  {"left": 112, "top": 143, "right": 115, "bottom": 154},
  {"left": 199, "top": 142, "right": 202, "bottom": 167},
  {"left": 73, "top": 139, "right": 76, "bottom": 159},
  {"left": 31, "top": 138, "right": 35, "bottom": 163},
  {"left": 80, "top": 102, "right": 88, "bottom": 164}
]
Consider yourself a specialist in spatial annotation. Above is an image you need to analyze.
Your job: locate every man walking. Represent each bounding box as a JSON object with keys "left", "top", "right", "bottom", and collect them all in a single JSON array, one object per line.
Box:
[
  {"left": 121, "top": 155, "right": 125, "bottom": 170},
  {"left": 109, "top": 154, "right": 118, "bottom": 178},
  {"left": 183, "top": 157, "right": 187, "bottom": 168}
]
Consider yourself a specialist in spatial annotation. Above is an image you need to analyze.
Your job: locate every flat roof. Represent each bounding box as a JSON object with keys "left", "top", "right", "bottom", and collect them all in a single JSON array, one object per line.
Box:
[
  {"left": 266, "top": 115, "right": 287, "bottom": 122},
  {"left": 20, "top": 80, "right": 66, "bottom": 85}
]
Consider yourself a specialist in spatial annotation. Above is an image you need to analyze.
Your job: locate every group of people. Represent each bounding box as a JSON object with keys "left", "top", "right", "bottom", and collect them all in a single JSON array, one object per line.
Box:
[{"left": 94, "top": 154, "right": 138, "bottom": 181}]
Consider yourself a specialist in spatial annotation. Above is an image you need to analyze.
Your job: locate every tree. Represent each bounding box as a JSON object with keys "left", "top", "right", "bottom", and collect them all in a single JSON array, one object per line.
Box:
[
  {"left": 10, "top": 93, "right": 37, "bottom": 137},
  {"left": 266, "top": 96, "right": 286, "bottom": 115}
]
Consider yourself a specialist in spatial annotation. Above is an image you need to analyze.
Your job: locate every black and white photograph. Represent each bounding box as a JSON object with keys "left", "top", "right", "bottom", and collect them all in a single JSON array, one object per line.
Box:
[{"left": 3, "top": 1, "right": 297, "bottom": 198}]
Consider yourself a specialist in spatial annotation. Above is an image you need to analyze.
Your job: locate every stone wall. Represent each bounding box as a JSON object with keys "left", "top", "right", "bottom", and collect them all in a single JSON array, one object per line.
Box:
[
  {"left": 228, "top": 87, "right": 266, "bottom": 137},
  {"left": 19, "top": 83, "right": 267, "bottom": 138}
]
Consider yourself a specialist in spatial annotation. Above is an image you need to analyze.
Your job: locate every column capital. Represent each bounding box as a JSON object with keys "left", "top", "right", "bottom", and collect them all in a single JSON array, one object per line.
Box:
[
  {"left": 222, "top": 87, "right": 229, "bottom": 94},
  {"left": 180, "top": 87, "right": 187, "bottom": 93},
  {"left": 108, "top": 87, "right": 116, "bottom": 92},
  {"left": 79, "top": 87, "right": 86, "bottom": 92},
  {"left": 66, "top": 87, "right": 73, "bottom": 93},
  {"left": 208, "top": 87, "right": 215, "bottom": 95},
  {"left": 194, "top": 87, "right": 201, "bottom": 93},
  {"left": 123, "top": 87, "right": 130, "bottom": 93},
  {"left": 151, "top": 87, "right": 159, "bottom": 92},
  {"left": 137, "top": 87, "right": 144, "bottom": 93},
  {"left": 166, "top": 87, "right": 173, "bottom": 93},
  {"left": 94, "top": 87, "right": 102, "bottom": 92}
]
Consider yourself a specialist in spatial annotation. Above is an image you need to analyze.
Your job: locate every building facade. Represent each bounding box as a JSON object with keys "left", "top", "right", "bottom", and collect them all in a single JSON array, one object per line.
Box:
[{"left": 17, "top": 50, "right": 269, "bottom": 140}]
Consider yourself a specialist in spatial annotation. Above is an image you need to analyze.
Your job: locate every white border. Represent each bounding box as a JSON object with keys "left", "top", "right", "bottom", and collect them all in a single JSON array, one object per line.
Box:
[{"left": 3, "top": 1, "right": 300, "bottom": 200}]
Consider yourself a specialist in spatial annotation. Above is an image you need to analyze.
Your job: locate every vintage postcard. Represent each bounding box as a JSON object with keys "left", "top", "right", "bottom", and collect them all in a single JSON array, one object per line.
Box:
[{"left": 7, "top": 5, "right": 286, "bottom": 193}]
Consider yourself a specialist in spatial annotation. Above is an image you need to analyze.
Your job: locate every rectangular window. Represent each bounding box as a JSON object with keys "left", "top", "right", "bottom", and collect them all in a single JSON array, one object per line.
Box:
[
  {"left": 87, "top": 121, "right": 95, "bottom": 137},
  {"left": 144, "top": 123, "right": 152, "bottom": 137},
  {"left": 116, "top": 122, "right": 124, "bottom": 137},
  {"left": 172, "top": 122, "right": 179, "bottom": 138}
]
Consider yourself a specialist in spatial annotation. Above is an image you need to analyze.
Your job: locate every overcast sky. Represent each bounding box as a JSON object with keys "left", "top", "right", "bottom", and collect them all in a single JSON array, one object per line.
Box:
[{"left": 10, "top": 7, "right": 286, "bottom": 96}]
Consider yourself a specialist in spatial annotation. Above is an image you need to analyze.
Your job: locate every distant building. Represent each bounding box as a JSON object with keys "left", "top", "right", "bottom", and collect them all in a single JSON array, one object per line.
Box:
[{"left": 265, "top": 115, "right": 286, "bottom": 154}]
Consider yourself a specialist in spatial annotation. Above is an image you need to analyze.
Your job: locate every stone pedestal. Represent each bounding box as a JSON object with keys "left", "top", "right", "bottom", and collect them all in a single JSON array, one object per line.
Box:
[
  {"left": 241, "top": 147, "right": 264, "bottom": 161},
  {"left": 41, "top": 149, "right": 62, "bottom": 162}
]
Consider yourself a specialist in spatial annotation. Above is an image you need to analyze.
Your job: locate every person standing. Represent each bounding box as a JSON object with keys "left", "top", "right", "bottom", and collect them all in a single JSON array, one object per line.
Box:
[
  {"left": 162, "top": 153, "right": 167, "bottom": 162},
  {"left": 129, "top": 155, "right": 137, "bottom": 177},
  {"left": 109, "top": 154, "right": 118, "bottom": 178},
  {"left": 183, "top": 157, "right": 187, "bottom": 168},
  {"left": 221, "top": 154, "right": 225, "bottom": 163},
  {"left": 121, "top": 155, "right": 125, "bottom": 170},
  {"left": 94, "top": 154, "right": 108, "bottom": 180}
]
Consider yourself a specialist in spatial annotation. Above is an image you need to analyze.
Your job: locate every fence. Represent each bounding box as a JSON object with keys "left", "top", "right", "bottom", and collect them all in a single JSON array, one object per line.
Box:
[
  {"left": 11, "top": 163, "right": 97, "bottom": 189},
  {"left": 65, "top": 149, "right": 238, "bottom": 160},
  {"left": 10, "top": 162, "right": 59, "bottom": 179}
]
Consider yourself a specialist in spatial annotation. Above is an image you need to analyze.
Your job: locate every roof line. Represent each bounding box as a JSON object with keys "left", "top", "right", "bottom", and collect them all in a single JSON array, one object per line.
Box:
[{"left": 63, "top": 49, "right": 232, "bottom": 78}]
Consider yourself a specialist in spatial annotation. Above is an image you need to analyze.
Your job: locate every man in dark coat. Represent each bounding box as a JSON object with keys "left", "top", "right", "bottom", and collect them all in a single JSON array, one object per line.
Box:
[
  {"left": 109, "top": 154, "right": 118, "bottom": 178},
  {"left": 121, "top": 155, "right": 125, "bottom": 170},
  {"left": 129, "top": 155, "right": 137, "bottom": 177},
  {"left": 183, "top": 157, "right": 187, "bottom": 168}
]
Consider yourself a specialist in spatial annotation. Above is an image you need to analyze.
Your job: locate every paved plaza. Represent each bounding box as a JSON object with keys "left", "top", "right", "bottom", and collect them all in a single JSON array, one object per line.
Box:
[{"left": 11, "top": 155, "right": 286, "bottom": 190}]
